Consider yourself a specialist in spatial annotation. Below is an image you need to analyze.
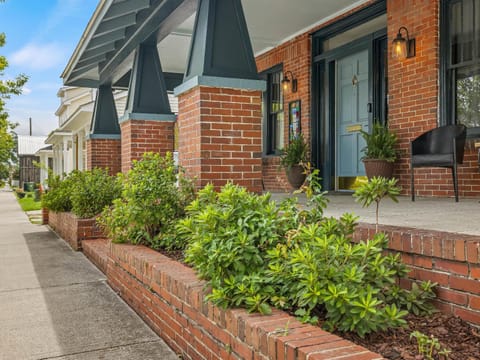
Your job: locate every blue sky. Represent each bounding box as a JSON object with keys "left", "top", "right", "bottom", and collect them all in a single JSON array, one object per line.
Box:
[{"left": 2, "top": 0, "right": 98, "bottom": 136}]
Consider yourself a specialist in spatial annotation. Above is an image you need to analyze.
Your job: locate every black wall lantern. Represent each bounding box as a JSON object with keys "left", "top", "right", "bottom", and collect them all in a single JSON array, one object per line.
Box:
[
  {"left": 392, "top": 26, "right": 416, "bottom": 59},
  {"left": 282, "top": 71, "right": 298, "bottom": 93}
]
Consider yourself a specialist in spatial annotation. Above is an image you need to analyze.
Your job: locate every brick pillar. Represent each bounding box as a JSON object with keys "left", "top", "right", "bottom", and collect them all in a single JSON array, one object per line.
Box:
[
  {"left": 86, "top": 138, "right": 121, "bottom": 175},
  {"left": 177, "top": 86, "right": 262, "bottom": 193},
  {"left": 387, "top": 0, "right": 440, "bottom": 196},
  {"left": 120, "top": 118, "right": 175, "bottom": 173}
]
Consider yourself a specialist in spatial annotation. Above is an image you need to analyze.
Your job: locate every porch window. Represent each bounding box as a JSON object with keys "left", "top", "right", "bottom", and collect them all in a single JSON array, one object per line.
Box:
[
  {"left": 262, "top": 68, "right": 284, "bottom": 155},
  {"left": 444, "top": 0, "right": 480, "bottom": 134}
]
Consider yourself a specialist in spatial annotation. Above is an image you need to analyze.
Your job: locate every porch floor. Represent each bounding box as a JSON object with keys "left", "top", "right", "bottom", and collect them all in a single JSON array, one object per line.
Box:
[{"left": 269, "top": 192, "right": 480, "bottom": 236}]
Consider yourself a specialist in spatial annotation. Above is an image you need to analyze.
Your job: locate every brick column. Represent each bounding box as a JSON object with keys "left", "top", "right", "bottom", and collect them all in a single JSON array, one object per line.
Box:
[
  {"left": 177, "top": 86, "right": 262, "bottom": 193},
  {"left": 86, "top": 138, "right": 121, "bottom": 175},
  {"left": 387, "top": 0, "right": 441, "bottom": 196},
  {"left": 120, "top": 118, "right": 175, "bottom": 173}
]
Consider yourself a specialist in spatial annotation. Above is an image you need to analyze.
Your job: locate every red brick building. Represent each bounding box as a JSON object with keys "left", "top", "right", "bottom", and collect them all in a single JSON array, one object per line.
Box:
[{"left": 61, "top": 0, "right": 480, "bottom": 199}]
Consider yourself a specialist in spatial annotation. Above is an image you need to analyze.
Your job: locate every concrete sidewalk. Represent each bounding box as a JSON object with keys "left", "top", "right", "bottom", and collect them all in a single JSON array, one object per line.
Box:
[{"left": 0, "top": 187, "right": 178, "bottom": 359}]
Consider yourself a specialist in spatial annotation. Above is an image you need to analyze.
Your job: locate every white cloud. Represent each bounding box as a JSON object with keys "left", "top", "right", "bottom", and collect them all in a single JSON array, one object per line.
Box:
[
  {"left": 10, "top": 43, "right": 67, "bottom": 70},
  {"left": 22, "top": 87, "right": 32, "bottom": 95}
]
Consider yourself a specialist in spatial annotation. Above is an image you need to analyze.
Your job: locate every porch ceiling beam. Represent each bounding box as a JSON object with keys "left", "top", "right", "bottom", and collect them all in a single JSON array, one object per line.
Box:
[
  {"left": 80, "top": 43, "right": 116, "bottom": 62},
  {"left": 99, "top": 0, "right": 197, "bottom": 86},
  {"left": 95, "top": 13, "right": 137, "bottom": 37},
  {"left": 68, "top": 63, "right": 100, "bottom": 85},
  {"left": 76, "top": 54, "right": 107, "bottom": 70},
  {"left": 103, "top": 0, "right": 151, "bottom": 21},
  {"left": 88, "top": 29, "right": 126, "bottom": 51},
  {"left": 64, "top": 78, "right": 99, "bottom": 88}
]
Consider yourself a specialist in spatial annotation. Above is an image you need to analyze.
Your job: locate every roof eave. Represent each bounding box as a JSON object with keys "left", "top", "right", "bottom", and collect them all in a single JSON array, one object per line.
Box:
[{"left": 61, "top": 0, "right": 114, "bottom": 83}]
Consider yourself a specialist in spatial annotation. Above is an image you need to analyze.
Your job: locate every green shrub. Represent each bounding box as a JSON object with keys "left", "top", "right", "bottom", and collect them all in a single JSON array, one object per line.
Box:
[
  {"left": 70, "top": 168, "right": 121, "bottom": 218},
  {"left": 179, "top": 183, "right": 298, "bottom": 314},
  {"left": 98, "top": 152, "right": 195, "bottom": 249},
  {"left": 181, "top": 174, "right": 437, "bottom": 337},
  {"left": 41, "top": 173, "right": 75, "bottom": 212}
]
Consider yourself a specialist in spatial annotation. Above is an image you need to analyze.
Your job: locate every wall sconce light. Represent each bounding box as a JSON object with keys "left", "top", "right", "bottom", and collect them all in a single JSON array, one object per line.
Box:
[
  {"left": 392, "top": 26, "right": 416, "bottom": 59},
  {"left": 281, "top": 71, "right": 298, "bottom": 93}
]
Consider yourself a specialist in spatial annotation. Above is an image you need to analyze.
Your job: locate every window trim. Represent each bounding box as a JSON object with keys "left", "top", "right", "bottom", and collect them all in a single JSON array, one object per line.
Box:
[
  {"left": 441, "top": 0, "right": 480, "bottom": 138},
  {"left": 260, "top": 64, "right": 284, "bottom": 156}
]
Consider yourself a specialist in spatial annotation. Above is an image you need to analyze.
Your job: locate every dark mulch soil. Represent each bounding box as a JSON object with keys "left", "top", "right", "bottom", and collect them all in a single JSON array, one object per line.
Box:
[
  {"left": 159, "top": 250, "right": 480, "bottom": 360},
  {"left": 340, "top": 312, "right": 480, "bottom": 360}
]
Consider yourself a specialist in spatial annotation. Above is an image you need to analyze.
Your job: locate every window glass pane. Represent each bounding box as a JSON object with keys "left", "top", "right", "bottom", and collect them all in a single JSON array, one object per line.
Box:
[
  {"left": 265, "top": 70, "right": 284, "bottom": 154},
  {"left": 463, "top": 0, "right": 474, "bottom": 61},
  {"left": 275, "top": 111, "right": 284, "bottom": 151},
  {"left": 476, "top": 0, "right": 480, "bottom": 58},
  {"left": 450, "top": 2, "right": 462, "bottom": 65},
  {"left": 322, "top": 14, "right": 386, "bottom": 51},
  {"left": 456, "top": 66, "right": 480, "bottom": 127}
]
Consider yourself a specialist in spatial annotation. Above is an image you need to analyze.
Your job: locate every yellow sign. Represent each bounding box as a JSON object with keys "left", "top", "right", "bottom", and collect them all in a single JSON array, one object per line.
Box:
[{"left": 346, "top": 124, "right": 362, "bottom": 132}]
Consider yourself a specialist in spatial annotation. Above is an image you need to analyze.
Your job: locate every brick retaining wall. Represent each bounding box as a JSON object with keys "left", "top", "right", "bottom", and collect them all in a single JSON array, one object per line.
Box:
[
  {"left": 105, "top": 242, "right": 384, "bottom": 360},
  {"left": 48, "top": 211, "right": 103, "bottom": 250},
  {"left": 354, "top": 223, "right": 480, "bottom": 325},
  {"left": 79, "top": 221, "right": 480, "bottom": 359}
]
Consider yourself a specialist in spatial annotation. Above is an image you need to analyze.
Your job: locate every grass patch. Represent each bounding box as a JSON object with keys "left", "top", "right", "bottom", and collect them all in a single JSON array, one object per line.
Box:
[{"left": 17, "top": 193, "right": 42, "bottom": 211}]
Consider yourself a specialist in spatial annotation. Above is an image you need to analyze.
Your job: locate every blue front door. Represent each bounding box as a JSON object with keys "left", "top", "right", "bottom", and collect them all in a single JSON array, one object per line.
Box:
[{"left": 336, "top": 50, "right": 369, "bottom": 178}]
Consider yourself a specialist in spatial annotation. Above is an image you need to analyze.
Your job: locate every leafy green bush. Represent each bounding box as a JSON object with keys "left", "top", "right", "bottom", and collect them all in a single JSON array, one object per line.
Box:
[
  {"left": 42, "top": 173, "right": 75, "bottom": 212},
  {"left": 178, "top": 183, "right": 297, "bottom": 314},
  {"left": 181, "top": 175, "right": 437, "bottom": 337},
  {"left": 42, "top": 169, "right": 120, "bottom": 218},
  {"left": 70, "top": 168, "right": 122, "bottom": 218},
  {"left": 98, "top": 152, "right": 195, "bottom": 249}
]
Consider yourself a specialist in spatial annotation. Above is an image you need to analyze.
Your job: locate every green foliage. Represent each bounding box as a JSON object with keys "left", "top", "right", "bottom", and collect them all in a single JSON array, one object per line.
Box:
[
  {"left": 279, "top": 133, "right": 308, "bottom": 170},
  {"left": 0, "top": 26, "right": 29, "bottom": 178},
  {"left": 41, "top": 173, "right": 74, "bottom": 213},
  {"left": 18, "top": 194, "right": 42, "bottom": 211},
  {"left": 361, "top": 122, "right": 398, "bottom": 162},
  {"left": 178, "top": 182, "right": 297, "bottom": 314},
  {"left": 70, "top": 168, "right": 122, "bottom": 218},
  {"left": 410, "top": 331, "right": 451, "bottom": 359},
  {"left": 42, "top": 169, "right": 120, "bottom": 218},
  {"left": 181, "top": 172, "right": 436, "bottom": 337},
  {"left": 98, "top": 152, "right": 195, "bottom": 249},
  {"left": 354, "top": 176, "right": 401, "bottom": 232},
  {"left": 267, "top": 225, "right": 410, "bottom": 337}
]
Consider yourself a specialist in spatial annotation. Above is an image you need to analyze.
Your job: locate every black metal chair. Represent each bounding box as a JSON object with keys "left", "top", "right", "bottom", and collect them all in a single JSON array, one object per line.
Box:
[{"left": 410, "top": 124, "right": 466, "bottom": 202}]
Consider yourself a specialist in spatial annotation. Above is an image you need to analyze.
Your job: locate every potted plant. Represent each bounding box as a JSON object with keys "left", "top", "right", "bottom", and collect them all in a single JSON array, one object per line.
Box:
[
  {"left": 280, "top": 133, "right": 308, "bottom": 189},
  {"left": 361, "top": 122, "right": 398, "bottom": 179}
]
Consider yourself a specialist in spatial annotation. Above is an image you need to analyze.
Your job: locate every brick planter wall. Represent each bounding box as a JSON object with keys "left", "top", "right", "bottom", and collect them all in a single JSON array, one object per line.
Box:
[
  {"left": 355, "top": 223, "right": 480, "bottom": 325},
  {"left": 48, "top": 211, "right": 103, "bottom": 251},
  {"left": 42, "top": 207, "right": 49, "bottom": 225},
  {"left": 79, "top": 224, "right": 480, "bottom": 359},
  {"left": 106, "top": 243, "right": 384, "bottom": 360}
]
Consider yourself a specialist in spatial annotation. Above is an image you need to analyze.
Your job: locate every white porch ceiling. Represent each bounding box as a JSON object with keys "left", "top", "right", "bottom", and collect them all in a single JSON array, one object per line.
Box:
[
  {"left": 160, "top": 0, "right": 372, "bottom": 73},
  {"left": 63, "top": 0, "right": 372, "bottom": 85}
]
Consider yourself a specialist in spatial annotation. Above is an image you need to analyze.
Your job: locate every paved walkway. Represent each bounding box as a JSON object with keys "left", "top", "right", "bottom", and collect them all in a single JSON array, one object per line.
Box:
[
  {"left": 0, "top": 187, "right": 178, "bottom": 360},
  {"left": 270, "top": 192, "right": 480, "bottom": 236}
]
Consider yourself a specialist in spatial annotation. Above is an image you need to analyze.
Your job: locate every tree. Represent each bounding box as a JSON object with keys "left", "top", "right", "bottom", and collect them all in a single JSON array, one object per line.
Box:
[{"left": 0, "top": 11, "right": 29, "bottom": 183}]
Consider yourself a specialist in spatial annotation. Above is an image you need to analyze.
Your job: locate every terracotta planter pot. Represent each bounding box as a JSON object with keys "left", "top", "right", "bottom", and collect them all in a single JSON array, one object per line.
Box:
[
  {"left": 286, "top": 164, "right": 306, "bottom": 189},
  {"left": 363, "top": 159, "right": 394, "bottom": 179}
]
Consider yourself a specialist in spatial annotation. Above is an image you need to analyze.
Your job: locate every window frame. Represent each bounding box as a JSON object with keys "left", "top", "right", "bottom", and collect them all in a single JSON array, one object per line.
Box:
[
  {"left": 260, "top": 64, "right": 284, "bottom": 156},
  {"left": 441, "top": 0, "right": 480, "bottom": 137}
]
